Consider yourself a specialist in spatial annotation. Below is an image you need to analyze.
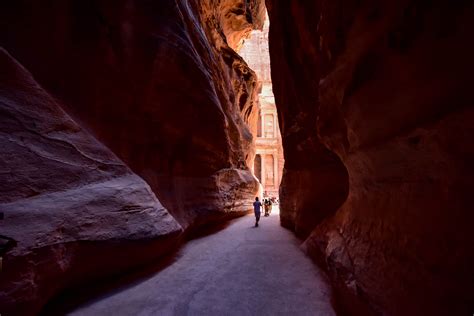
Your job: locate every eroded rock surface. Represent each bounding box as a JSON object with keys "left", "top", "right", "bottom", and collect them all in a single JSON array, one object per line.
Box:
[
  {"left": 0, "top": 1, "right": 266, "bottom": 314},
  {"left": 0, "top": 48, "right": 182, "bottom": 315},
  {"left": 266, "top": 0, "right": 474, "bottom": 314},
  {"left": 0, "top": 0, "right": 264, "bottom": 229}
]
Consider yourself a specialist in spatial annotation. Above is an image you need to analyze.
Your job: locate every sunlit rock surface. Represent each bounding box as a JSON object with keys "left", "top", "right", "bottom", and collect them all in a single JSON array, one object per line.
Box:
[
  {"left": 0, "top": 0, "right": 264, "bottom": 230},
  {"left": 266, "top": 0, "right": 474, "bottom": 314},
  {"left": 0, "top": 48, "right": 182, "bottom": 315}
]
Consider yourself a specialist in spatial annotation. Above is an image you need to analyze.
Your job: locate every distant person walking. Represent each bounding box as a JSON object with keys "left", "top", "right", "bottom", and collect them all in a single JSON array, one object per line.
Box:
[{"left": 253, "top": 197, "right": 262, "bottom": 227}]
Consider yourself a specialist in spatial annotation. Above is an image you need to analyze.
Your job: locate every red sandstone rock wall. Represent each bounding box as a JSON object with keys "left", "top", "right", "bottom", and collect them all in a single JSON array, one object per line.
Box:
[
  {"left": 0, "top": 0, "right": 264, "bottom": 229},
  {"left": 0, "top": 0, "right": 264, "bottom": 314},
  {"left": 0, "top": 48, "right": 183, "bottom": 315},
  {"left": 265, "top": 1, "right": 349, "bottom": 238},
  {"left": 266, "top": 0, "right": 474, "bottom": 314}
]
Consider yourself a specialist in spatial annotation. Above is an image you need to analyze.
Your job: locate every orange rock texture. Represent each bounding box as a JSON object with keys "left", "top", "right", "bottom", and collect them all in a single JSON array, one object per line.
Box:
[{"left": 266, "top": 0, "right": 474, "bottom": 314}]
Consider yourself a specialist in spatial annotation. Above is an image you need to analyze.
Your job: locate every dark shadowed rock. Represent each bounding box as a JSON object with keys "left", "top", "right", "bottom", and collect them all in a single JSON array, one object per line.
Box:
[
  {"left": 0, "top": 0, "right": 264, "bottom": 229},
  {"left": 0, "top": 1, "right": 267, "bottom": 313},
  {"left": 266, "top": 0, "right": 474, "bottom": 314},
  {"left": 0, "top": 48, "right": 182, "bottom": 316}
]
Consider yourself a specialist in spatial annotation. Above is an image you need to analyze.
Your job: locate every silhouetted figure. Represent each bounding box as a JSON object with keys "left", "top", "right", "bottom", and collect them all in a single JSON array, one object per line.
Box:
[{"left": 253, "top": 197, "right": 262, "bottom": 227}]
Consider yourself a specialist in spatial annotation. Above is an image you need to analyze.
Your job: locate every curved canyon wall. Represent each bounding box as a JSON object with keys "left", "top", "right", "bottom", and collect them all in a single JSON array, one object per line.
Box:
[
  {"left": 0, "top": 1, "right": 264, "bottom": 314},
  {"left": 266, "top": 0, "right": 474, "bottom": 314},
  {"left": 0, "top": 0, "right": 264, "bottom": 229},
  {"left": 0, "top": 48, "right": 183, "bottom": 315}
]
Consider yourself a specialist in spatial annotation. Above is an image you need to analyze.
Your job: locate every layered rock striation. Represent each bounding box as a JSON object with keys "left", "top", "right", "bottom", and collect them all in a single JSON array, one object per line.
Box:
[
  {"left": 0, "top": 48, "right": 182, "bottom": 315},
  {"left": 0, "top": 0, "right": 264, "bottom": 314},
  {"left": 266, "top": 0, "right": 474, "bottom": 314},
  {"left": 0, "top": 0, "right": 264, "bottom": 230}
]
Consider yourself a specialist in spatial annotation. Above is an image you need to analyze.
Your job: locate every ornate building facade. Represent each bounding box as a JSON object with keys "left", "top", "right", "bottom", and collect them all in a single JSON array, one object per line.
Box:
[{"left": 240, "top": 16, "right": 284, "bottom": 198}]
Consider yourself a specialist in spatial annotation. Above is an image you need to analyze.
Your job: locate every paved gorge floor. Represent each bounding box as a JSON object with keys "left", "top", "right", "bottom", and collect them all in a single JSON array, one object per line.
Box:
[{"left": 70, "top": 208, "right": 336, "bottom": 316}]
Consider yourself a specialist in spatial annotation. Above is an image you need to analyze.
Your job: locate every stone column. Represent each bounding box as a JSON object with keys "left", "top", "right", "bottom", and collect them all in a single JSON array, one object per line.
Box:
[
  {"left": 260, "top": 153, "right": 265, "bottom": 189},
  {"left": 273, "top": 113, "right": 277, "bottom": 139},
  {"left": 273, "top": 153, "right": 278, "bottom": 190}
]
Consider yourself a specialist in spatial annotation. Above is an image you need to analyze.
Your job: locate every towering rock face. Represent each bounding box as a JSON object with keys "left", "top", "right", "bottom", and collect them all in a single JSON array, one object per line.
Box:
[
  {"left": 265, "top": 1, "right": 349, "bottom": 238},
  {"left": 0, "top": 48, "right": 182, "bottom": 315},
  {"left": 0, "top": 0, "right": 264, "bottom": 229},
  {"left": 266, "top": 0, "right": 474, "bottom": 314},
  {"left": 0, "top": 0, "right": 264, "bottom": 314}
]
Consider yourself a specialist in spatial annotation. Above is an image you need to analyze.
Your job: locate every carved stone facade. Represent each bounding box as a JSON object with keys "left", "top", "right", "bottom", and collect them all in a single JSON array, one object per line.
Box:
[{"left": 240, "top": 16, "right": 284, "bottom": 197}]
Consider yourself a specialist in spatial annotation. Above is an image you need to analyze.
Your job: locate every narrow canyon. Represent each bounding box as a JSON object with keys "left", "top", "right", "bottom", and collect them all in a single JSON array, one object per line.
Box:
[{"left": 0, "top": 1, "right": 473, "bottom": 315}]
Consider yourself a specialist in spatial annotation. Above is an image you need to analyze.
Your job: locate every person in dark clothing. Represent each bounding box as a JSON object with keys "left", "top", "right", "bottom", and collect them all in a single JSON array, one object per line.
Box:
[{"left": 253, "top": 197, "right": 262, "bottom": 227}]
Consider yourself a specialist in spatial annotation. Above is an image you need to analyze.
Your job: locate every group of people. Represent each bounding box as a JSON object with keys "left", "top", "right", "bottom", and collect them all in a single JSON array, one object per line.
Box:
[
  {"left": 252, "top": 196, "right": 277, "bottom": 227},
  {"left": 263, "top": 198, "right": 273, "bottom": 217}
]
